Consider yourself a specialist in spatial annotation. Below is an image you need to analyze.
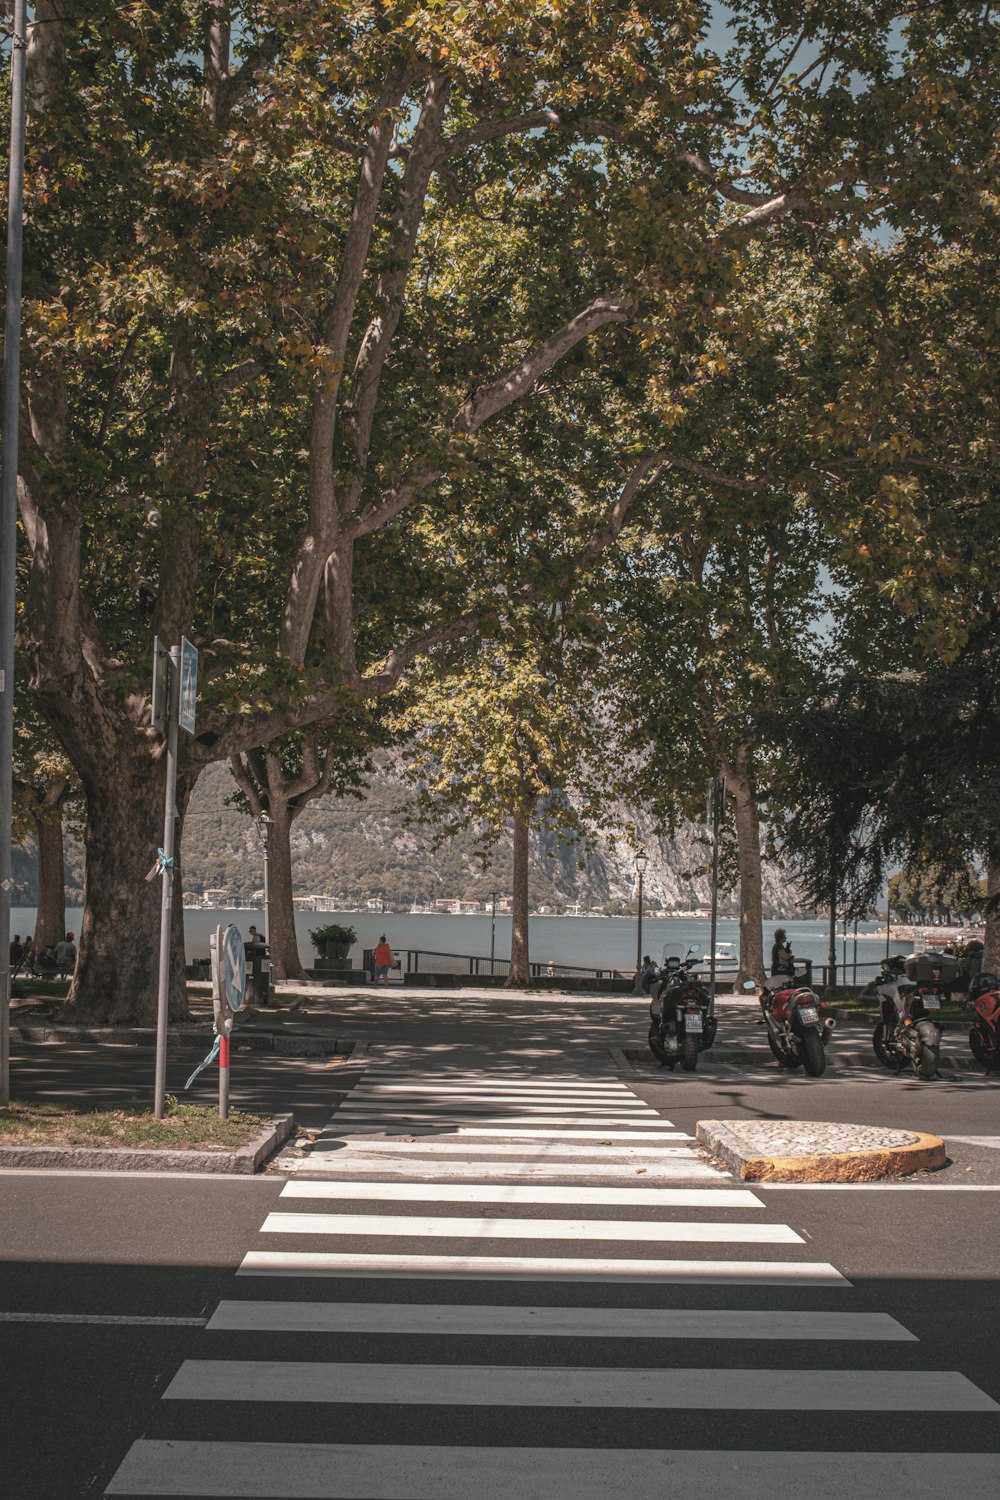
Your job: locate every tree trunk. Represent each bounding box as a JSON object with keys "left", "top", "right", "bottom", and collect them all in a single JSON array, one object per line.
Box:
[
  {"left": 263, "top": 790, "right": 305, "bottom": 981},
  {"left": 725, "top": 754, "right": 765, "bottom": 985},
  {"left": 33, "top": 803, "right": 66, "bottom": 951},
  {"left": 983, "top": 843, "right": 1000, "bottom": 974},
  {"left": 67, "top": 749, "right": 194, "bottom": 1025},
  {"left": 505, "top": 803, "right": 533, "bottom": 988}
]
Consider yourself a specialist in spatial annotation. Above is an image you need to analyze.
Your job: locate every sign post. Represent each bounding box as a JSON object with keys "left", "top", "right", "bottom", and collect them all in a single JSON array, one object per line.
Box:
[{"left": 151, "top": 637, "right": 198, "bottom": 1120}]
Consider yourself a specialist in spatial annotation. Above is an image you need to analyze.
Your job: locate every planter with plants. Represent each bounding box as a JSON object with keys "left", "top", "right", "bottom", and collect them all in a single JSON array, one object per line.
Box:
[{"left": 309, "top": 923, "right": 357, "bottom": 969}]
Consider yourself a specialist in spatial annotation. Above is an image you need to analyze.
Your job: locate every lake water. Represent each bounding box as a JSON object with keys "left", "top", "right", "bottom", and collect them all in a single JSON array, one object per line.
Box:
[{"left": 13, "top": 907, "right": 890, "bottom": 976}]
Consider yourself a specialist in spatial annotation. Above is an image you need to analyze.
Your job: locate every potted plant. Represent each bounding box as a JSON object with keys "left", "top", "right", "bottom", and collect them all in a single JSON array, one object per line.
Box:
[{"left": 308, "top": 922, "right": 357, "bottom": 967}]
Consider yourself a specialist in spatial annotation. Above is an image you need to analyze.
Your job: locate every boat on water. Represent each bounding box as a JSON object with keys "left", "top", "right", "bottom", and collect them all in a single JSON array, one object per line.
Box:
[{"left": 690, "top": 942, "right": 739, "bottom": 979}]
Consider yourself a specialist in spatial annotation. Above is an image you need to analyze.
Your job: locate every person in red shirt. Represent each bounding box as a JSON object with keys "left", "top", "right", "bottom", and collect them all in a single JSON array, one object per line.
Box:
[{"left": 373, "top": 936, "right": 394, "bottom": 985}]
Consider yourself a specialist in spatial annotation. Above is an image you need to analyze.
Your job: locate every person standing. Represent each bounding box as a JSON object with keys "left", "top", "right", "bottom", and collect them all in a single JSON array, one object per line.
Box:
[
  {"left": 770, "top": 928, "right": 795, "bottom": 979},
  {"left": 54, "top": 931, "right": 77, "bottom": 978},
  {"left": 373, "top": 935, "right": 394, "bottom": 985}
]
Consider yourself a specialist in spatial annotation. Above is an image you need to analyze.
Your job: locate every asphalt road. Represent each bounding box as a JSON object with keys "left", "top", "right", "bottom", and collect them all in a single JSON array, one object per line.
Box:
[{"left": 2, "top": 990, "right": 999, "bottom": 1497}]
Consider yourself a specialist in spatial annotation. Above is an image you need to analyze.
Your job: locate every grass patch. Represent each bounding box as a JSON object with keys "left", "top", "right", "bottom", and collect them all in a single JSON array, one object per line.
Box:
[
  {"left": 0, "top": 1096, "right": 267, "bottom": 1150},
  {"left": 828, "top": 994, "right": 968, "bottom": 1023},
  {"left": 11, "top": 979, "right": 70, "bottom": 998}
]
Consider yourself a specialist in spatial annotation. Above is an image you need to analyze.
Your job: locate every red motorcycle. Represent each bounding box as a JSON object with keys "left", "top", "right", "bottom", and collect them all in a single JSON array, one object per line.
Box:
[
  {"left": 966, "top": 971, "right": 1000, "bottom": 1071},
  {"left": 749, "top": 977, "right": 835, "bottom": 1077}
]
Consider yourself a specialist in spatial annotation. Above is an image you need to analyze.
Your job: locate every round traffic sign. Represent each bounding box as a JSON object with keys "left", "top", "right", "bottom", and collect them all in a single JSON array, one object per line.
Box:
[{"left": 221, "top": 925, "right": 247, "bottom": 1012}]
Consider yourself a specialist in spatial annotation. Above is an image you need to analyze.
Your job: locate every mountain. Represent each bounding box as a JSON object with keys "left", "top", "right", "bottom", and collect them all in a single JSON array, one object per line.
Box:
[
  {"left": 18, "top": 759, "right": 807, "bottom": 918},
  {"left": 180, "top": 761, "right": 806, "bottom": 918}
]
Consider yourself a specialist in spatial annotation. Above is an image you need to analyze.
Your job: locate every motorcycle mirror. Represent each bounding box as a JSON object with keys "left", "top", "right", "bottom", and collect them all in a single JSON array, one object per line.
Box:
[{"left": 685, "top": 943, "right": 702, "bottom": 957}]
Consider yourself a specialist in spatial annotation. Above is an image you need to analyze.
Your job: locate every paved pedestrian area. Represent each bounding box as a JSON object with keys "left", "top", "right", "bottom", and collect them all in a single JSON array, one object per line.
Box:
[{"left": 104, "top": 1048, "right": 1000, "bottom": 1498}]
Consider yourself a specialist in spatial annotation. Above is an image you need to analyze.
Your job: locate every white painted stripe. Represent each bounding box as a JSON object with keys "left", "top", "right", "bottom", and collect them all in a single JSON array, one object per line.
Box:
[
  {"left": 237, "top": 1251, "right": 847, "bottom": 1284},
  {"left": 279, "top": 1183, "right": 761, "bottom": 1207},
  {"left": 168, "top": 1363, "right": 991, "bottom": 1410},
  {"left": 206, "top": 1302, "right": 912, "bottom": 1341},
  {"left": 302, "top": 1138, "right": 695, "bottom": 1157},
  {"left": 285, "top": 1160, "right": 723, "bottom": 1180},
  {"left": 946, "top": 1136, "right": 1000, "bottom": 1147},
  {"left": 333, "top": 1113, "right": 669, "bottom": 1126},
  {"left": 103, "top": 1442, "right": 1000, "bottom": 1499},
  {"left": 326, "top": 1126, "right": 689, "bottom": 1140},
  {"left": 337, "top": 1104, "right": 661, "bottom": 1116},
  {"left": 0, "top": 1312, "right": 207, "bottom": 1326},
  {"left": 348, "top": 1084, "right": 639, "bottom": 1096},
  {"left": 260, "top": 1212, "right": 800, "bottom": 1244}
]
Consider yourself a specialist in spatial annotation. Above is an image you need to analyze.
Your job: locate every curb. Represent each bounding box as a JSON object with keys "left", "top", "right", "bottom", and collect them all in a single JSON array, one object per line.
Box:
[
  {"left": 11, "top": 1022, "right": 357, "bottom": 1058},
  {"left": 696, "top": 1119, "right": 947, "bottom": 1183},
  {"left": 0, "top": 1114, "right": 295, "bottom": 1175}
]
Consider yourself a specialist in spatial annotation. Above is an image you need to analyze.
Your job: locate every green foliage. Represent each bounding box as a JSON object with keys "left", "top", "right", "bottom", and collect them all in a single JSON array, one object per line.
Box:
[{"left": 307, "top": 922, "right": 357, "bottom": 947}]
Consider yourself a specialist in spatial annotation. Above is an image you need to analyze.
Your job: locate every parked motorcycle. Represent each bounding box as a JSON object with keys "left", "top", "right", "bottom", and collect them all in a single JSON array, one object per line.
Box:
[
  {"left": 648, "top": 944, "right": 718, "bottom": 1072},
  {"left": 751, "top": 975, "right": 834, "bottom": 1076},
  {"left": 867, "top": 950, "right": 955, "bottom": 1080},
  {"left": 965, "top": 970, "right": 1000, "bottom": 1071}
]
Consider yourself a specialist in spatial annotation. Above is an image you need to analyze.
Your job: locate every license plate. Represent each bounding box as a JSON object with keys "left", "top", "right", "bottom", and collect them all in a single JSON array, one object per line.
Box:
[
  {"left": 798, "top": 1006, "right": 819, "bottom": 1023},
  {"left": 684, "top": 1010, "right": 704, "bottom": 1032},
  {"left": 922, "top": 995, "right": 941, "bottom": 1011}
]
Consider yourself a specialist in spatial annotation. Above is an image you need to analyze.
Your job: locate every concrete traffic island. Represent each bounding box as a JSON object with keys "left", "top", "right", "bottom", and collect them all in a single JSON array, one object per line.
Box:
[{"left": 697, "top": 1119, "right": 947, "bottom": 1182}]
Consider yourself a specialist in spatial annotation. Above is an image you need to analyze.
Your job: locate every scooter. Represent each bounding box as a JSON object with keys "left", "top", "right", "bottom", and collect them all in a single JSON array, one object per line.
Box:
[
  {"left": 867, "top": 952, "right": 951, "bottom": 1080},
  {"left": 648, "top": 945, "right": 718, "bottom": 1072},
  {"left": 750, "top": 976, "right": 834, "bottom": 1076},
  {"left": 964, "top": 970, "right": 1000, "bottom": 1072}
]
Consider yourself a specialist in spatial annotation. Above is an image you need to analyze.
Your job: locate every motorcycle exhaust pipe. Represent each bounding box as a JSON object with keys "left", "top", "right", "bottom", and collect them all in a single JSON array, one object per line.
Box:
[{"left": 822, "top": 1016, "right": 837, "bottom": 1044}]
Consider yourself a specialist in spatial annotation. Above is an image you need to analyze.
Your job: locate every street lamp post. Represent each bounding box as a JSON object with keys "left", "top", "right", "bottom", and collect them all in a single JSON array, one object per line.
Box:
[
  {"left": 255, "top": 810, "right": 272, "bottom": 1005},
  {"left": 490, "top": 890, "right": 497, "bottom": 974},
  {"left": 634, "top": 851, "right": 648, "bottom": 992},
  {"left": 0, "top": 1, "right": 29, "bottom": 1111}
]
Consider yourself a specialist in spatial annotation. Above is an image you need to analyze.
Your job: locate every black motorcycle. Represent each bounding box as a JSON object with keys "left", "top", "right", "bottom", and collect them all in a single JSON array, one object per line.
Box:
[{"left": 648, "top": 945, "right": 718, "bottom": 1072}]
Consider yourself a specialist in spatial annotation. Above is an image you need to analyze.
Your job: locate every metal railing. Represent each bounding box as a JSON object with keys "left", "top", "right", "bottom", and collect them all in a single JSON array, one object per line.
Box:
[{"left": 402, "top": 948, "right": 627, "bottom": 981}]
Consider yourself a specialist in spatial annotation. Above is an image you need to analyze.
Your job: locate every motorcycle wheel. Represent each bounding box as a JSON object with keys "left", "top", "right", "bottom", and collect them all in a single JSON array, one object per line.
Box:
[
  {"left": 766, "top": 1031, "right": 801, "bottom": 1070},
  {"left": 681, "top": 1033, "right": 699, "bottom": 1072},
  {"left": 969, "top": 1025, "right": 1000, "bottom": 1071},
  {"left": 872, "top": 1022, "right": 906, "bottom": 1072},
  {"left": 647, "top": 1023, "right": 668, "bottom": 1065},
  {"left": 801, "top": 1028, "right": 826, "bottom": 1077},
  {"left": 915, "top": 1022, "right": 940, "bottom": 1080}
]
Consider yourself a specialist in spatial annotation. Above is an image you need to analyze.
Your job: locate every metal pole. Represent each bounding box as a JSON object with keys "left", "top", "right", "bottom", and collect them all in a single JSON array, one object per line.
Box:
[
  {"left": 708, "top": 778, "right": 722, "bottom": 1016},
  {"left": 490, "top": 891, "right": 496, "bottom": 974},
  {"left": 218, "top": 1033, "right": 229, "bottom": 1121},
  {"left": 635, "top": 869, "right": 643, "bottom": 974},
  {"left": 0, "top": 2, "right": 29, "bottom": 1111},
  {"left": 828, "top": 876, "right": 838, "bottom": 993},
  {"left": 153, "top": 645, "right": 181, "bottom": 1119},
  {"left": 885, "top": 896, "right": 891, "bottom": 961}
]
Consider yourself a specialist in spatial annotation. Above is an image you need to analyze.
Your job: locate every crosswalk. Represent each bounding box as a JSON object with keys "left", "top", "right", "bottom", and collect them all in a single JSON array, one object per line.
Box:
[{"left": 105, "top": 1062, "right": 1000, "bottom": 1497}]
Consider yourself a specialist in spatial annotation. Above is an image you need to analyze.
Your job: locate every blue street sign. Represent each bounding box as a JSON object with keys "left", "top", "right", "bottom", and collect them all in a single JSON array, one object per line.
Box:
[
  {"left": 222, "top": 925, "right": 247, "bottom": 1011},
  {"left": 178, "top": 636, "right": 198, "bottom": 734}
]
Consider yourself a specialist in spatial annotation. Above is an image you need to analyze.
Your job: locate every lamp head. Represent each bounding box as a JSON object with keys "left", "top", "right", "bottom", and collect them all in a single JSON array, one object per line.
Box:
[{"left": 635, "top": 851, "right": 648, "bottom": 875}]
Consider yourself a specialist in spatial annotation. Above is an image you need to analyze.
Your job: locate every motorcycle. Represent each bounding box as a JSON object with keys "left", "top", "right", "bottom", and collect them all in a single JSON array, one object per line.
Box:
[
  {"left": 965, "top": 970, "right": 1000, "bottom": 1072},
  {"left": 750, "top": 975, "right": 834, "bottom": 1076},
  {"left": 867, "top": 951, "right": 954, "bottom": 1080},
  {"left": 647, "top": 944, "right": 718, "bottom": 1072}
]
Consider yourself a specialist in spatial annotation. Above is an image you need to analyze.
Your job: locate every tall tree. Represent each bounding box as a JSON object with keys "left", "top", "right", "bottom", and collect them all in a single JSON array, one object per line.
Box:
[
  {"left": 12, "top": 3, "right": 997, "bottom": 1023},
  {"left": 399, "top": 611, "right": 611, "bottom": 985}
]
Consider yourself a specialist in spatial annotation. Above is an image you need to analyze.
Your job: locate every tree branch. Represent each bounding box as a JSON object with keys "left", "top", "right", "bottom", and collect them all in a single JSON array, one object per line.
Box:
[{"left": 454, "top": 286, "right": 637, "bottom": 434}]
